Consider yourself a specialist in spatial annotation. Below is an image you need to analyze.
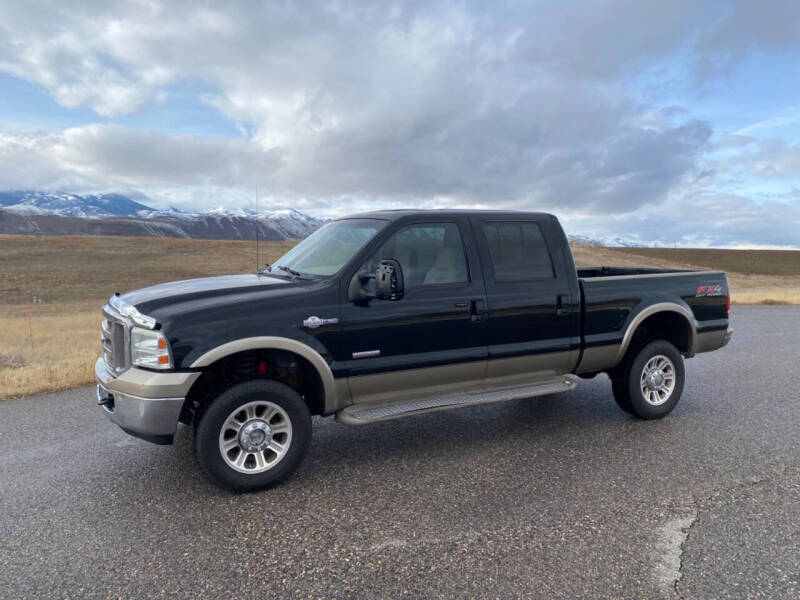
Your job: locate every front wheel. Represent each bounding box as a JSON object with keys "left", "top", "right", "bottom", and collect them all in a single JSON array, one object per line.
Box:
[
  {"left": 611, "top": 340, "right": 685, "bottom": 419},
  {"left": 193, "top": 379, "right": 312, "bottom": 492}
]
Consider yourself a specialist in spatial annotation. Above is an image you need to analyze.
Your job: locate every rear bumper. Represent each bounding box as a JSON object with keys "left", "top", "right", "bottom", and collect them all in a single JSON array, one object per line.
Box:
[
  {"left": 94, "top": 358, "right": 200, "bottom": 444},
  {"left": 722, "top": 326, "right": 733, "bottom": 347}
]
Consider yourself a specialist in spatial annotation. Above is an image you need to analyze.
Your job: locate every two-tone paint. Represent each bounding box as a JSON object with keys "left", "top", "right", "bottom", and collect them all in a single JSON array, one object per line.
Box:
[{"left": 96, "top": 210, "right": 732, "bottom": 443}]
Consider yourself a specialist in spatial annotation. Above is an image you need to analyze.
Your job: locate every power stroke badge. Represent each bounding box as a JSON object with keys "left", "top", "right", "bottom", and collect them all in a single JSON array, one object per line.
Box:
[{"left": 302, "top": 316, "right": 339, "bottom": 329}]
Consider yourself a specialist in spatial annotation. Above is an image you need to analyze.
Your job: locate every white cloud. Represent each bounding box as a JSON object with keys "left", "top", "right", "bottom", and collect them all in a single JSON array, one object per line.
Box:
[
  {"left": 560, "top": 192, "right": 800, "bottom": 248},
  {"left": 0, "top": 0, "right": 798, "bottom": 246},
  {"left": 735, "top": 108, "right": 800, "bottom": 136}
]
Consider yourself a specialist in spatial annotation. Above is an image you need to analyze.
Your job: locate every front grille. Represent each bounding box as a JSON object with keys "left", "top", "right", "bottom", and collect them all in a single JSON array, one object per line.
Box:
[{"left": 101, "top": 303, "right": 130, "bottom": 373}]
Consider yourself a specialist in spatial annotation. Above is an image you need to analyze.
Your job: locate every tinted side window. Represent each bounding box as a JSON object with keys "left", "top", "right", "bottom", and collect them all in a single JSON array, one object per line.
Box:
[
  {"left": 367, "top": 223, "right": 469, "bottom": 288},
  {"left": 483, "top": 222, "right": 554, "bottom": 281}
]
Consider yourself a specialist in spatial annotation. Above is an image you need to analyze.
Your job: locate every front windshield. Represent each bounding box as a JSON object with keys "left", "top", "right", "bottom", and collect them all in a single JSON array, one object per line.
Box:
[{"left": 271, "top": 218, "right": 386, "bottom": 277}]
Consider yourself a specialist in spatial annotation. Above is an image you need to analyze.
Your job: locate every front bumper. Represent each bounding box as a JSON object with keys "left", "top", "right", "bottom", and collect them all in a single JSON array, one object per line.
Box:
[{"left": 94, "top": 358, "right": 200, "bottom": 444}]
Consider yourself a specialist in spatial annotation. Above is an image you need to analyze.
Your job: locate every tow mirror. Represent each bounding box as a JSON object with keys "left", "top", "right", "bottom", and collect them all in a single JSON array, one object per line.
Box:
[
  {"left": 348, "top": 259, "right": 405, "bottom": 304},
  {"left": 375, "top": 259, "right": 404, "bottom": 300},
  {"left": 347, "top": 269, "right": 375, "bottom": 304}
]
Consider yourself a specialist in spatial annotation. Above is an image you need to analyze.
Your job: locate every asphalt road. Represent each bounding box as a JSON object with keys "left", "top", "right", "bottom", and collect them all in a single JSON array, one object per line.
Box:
[{"left": 1, "top": 306, "right": 798, "bottom": 599}]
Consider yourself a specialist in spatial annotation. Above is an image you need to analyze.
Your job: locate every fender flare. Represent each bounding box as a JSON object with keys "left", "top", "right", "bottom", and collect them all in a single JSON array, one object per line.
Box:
[
  {"left": 612, "top": 302, "right": 697, "bottom": 366},
  {"left": 190, "top": 336, "right": 339, "bottom": 413}
]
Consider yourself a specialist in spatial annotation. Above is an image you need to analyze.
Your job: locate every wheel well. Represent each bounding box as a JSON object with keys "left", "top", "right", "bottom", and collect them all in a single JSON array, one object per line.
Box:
[
  {"left": 180, "top": 348, "right": 326, "bottom": 425},
  {"left": 627, "top": 311, "right": 692, "bottom": 357}
]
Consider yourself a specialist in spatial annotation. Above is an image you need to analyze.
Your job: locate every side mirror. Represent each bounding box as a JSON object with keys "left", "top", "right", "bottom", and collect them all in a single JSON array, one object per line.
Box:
[
  {"left": 347, "top": 259, "right": 405, "bottom": 304},
  {"left": 347, "top": 269, "right": 375, "bottom": 304},
  {"left": 375, "top": 259, "right": 404, "bottom": 300}
]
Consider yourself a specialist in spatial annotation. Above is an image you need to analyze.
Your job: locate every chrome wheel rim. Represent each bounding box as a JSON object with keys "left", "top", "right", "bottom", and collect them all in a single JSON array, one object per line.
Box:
[
  {"left": 640, "top": 354, "right": 676, "bottom": 406},
  {"left": 218, "top": 401, "right": 292, "bottom": 474}
]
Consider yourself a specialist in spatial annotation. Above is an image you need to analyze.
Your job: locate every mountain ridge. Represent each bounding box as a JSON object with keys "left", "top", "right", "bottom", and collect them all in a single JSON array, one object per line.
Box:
[
  {"left": 0, "top": 191, "right": 324, "bottom": 240},
  {"left": 0, "top": 190, "right": 645, "bottom": 246}
]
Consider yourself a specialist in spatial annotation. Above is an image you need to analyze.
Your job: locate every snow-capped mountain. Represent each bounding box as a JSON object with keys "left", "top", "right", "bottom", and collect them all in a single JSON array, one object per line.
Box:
[
  {"left": 601, "top": 236, "right": 647, "bottom": 248},
  {"left": 568, "top": 234, "right": 646, "bottom": 248},
  {"left": 0, "top": 191, "right": 648, "bottom": 246},
  {"left": 0, "top": 191, "right": 325, "bottom": 240},
  {"left": 146, "top": 206, "right": 323, "bottom": 239},
  {"left": 0, "top": 191, "right": 151, "bottom": 218}
]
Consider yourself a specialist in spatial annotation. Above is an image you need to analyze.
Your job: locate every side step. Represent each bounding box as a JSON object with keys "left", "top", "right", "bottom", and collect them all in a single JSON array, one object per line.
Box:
[{"left": 336, "top": 377, "right": 577, "bottom": 425}]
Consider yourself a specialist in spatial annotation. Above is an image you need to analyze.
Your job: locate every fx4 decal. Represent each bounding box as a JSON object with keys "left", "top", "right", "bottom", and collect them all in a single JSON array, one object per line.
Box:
[{"left": 696, "top": 284, "right": 724, "bottom": 297}]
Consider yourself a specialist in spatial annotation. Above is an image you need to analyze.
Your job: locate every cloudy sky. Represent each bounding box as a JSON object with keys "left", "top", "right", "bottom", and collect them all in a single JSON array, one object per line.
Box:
[{"left": 1, "top": 0, "right": 799, "bottom": 247}]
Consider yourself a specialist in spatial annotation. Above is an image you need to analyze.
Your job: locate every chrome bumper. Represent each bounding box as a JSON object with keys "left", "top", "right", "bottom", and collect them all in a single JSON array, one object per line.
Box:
[{"left": 94, "top": 358, "right": 200, "bottom": 444}]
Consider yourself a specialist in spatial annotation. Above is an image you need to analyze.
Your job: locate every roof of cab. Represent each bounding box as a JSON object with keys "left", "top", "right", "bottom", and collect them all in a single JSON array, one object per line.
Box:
[{"left": 340, "top": 209, "right": 556, "bottom": 221}]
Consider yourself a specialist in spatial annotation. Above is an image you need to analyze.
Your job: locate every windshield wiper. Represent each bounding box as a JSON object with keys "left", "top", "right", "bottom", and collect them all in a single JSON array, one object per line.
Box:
[{"left": 275, "top": 264, "right": 304, "bottom": 279}]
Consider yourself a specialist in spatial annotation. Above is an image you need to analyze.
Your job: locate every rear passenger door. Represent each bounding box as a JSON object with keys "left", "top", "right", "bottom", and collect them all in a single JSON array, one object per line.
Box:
[{"left": 472, "top": 216, "right": 581, "bottom": 384}]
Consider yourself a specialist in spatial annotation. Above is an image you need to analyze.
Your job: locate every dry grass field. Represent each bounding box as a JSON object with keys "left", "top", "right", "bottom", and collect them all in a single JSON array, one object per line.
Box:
[
  {"left": 1, "top": 235, "right": 295, "bottom": 399},
  {"left": 1, "top": 234, "right": 798, "bottom": 399},
  {"left": 570, "top": 246, "right": 800, "bottom": 305}
]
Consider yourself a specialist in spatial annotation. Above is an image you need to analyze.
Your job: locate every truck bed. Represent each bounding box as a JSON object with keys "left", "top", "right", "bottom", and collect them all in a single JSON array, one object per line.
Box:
[{"left": 574, "top": 266, "right": 730, "bottom": 374}]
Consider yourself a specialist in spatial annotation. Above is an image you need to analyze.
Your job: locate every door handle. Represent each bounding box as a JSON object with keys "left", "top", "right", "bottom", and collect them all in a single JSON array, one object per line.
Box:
[
  {"left": 470, "top": 299, "right": 487, "bottom": 323},
  {"left": 556, "top": 294, "right": 570, "bottom": 317}
]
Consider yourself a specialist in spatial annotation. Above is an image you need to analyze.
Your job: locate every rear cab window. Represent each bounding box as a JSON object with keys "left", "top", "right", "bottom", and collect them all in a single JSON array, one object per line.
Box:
[{"left": 482, "top": 221, "right": 555, "bottom": 282}]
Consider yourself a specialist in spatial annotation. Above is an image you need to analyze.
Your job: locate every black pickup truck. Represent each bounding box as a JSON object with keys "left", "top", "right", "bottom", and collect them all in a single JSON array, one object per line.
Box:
[{"left": 96, "top": 210, "right": 732, "bottom": 492}]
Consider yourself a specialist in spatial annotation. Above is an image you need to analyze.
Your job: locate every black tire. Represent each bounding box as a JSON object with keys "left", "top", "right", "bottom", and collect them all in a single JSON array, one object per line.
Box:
[
  {"left": 611, "top": 377, "right": 634, "bottom": 414},
  {"left": 193, "top": 379, "right": 312, "bottom": 493},
  {"left": 610, "top": 340, "right": 685, "bottom": 419}
]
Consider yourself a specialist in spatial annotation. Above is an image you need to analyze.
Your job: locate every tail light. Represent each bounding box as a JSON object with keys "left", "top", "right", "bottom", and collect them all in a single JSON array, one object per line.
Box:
[{"left": 726, "top": 291, "right": 731, "bottom": 317}]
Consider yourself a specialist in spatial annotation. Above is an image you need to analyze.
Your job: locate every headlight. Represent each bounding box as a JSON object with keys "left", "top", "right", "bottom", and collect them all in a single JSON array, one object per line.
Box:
[{"left": 131, "top": 327, "right": 173, "bottom": 369}]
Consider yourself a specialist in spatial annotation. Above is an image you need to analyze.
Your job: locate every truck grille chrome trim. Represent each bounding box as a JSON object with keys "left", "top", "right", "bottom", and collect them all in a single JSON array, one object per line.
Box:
[{"left": 101, "top": 300, "right": 132, "bottom": 374}]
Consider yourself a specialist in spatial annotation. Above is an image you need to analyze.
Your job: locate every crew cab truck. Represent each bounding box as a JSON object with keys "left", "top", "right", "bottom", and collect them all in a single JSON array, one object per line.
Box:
[{"left": 96, "top": 210, "right": 732, "bottom": 492}]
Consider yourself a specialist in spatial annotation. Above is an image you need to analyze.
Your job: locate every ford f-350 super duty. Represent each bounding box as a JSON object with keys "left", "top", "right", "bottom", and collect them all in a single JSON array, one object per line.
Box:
[{"left": 96, "top": 210, "right": 732, "bottom": 492}]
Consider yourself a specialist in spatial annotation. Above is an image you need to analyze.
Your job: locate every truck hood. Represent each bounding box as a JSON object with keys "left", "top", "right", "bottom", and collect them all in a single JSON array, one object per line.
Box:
[{"left": 120, "top": 273, "right": 298, "bottom": 313}]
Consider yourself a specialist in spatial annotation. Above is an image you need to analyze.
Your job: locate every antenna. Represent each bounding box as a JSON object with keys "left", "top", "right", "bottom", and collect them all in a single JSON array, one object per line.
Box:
[{"left": 255, "top": 187, "right": 260, "bottom": 272}]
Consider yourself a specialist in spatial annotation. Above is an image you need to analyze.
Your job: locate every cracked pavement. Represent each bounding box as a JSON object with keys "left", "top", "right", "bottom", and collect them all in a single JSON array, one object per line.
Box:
[{"left": 1, "top": 306, "right": 798, "bottom": 599}]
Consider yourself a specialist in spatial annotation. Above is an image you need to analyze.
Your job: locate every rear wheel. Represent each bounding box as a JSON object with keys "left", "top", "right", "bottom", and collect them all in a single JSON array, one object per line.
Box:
[
  {"left": 611, "top": 377, "right": 634, "bottom": 414},
  {"left": 193, "top": 379, "right": 312, "bottom": 492},
  {"left": 610, "top": 340, "right": 685, "bottom": 419}
]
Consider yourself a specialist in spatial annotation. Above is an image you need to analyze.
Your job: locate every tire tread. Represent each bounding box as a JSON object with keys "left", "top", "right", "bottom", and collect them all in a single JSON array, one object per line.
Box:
[
  {"left": 192, "top": 379, "right": 311, "bottom": 492},
  {"left": 610, "top": 340, "right": 685, "bottom": 420}
]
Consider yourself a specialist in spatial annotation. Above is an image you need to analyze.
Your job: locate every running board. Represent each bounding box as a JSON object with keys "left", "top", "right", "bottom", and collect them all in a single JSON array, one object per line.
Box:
[{"left": 336, "top": 377, "right": 577, "bottom": 425}]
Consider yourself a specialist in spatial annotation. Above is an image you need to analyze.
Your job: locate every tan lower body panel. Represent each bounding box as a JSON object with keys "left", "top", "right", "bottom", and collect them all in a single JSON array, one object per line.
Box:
[
  {"left": 346, "top": 350, "right": 574, "bottom": 408},
  {"left": 95, "top": 358, "right": 200, "bottom": 399},
  {"left": 347, "top": 360, "right": 487, "bottom": 407},
  {"left": 575, "top": 345, "right": 620, "bottom": 373},
  {"left": 693, "top": 328, "right": 730, "bottom": 354},
  {"left": 333, "top": 378, "right": 353, "bottom": 411},
  {"left": 484, "top": 350, "right": 575, "bottom": 386}
]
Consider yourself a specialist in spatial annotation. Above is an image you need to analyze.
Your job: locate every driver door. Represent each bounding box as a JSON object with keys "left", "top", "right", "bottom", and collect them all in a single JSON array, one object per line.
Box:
[{"left": 335, "top": 218, "right": 488, "bottom": 406}]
